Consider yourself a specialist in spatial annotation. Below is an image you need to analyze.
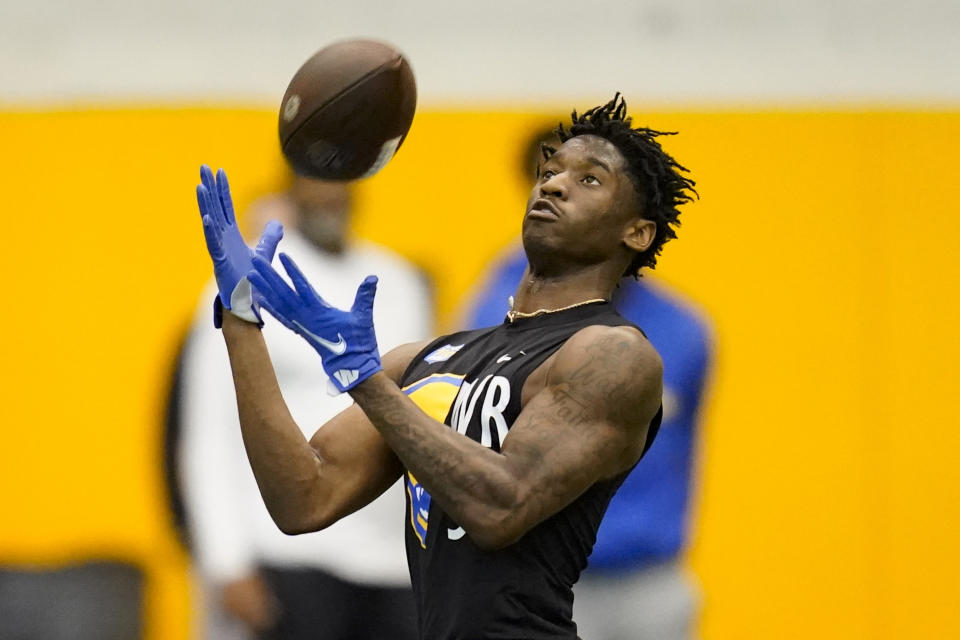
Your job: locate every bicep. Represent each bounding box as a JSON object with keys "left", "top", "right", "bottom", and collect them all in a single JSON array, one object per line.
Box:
[
  {"left": 498, "top": 326, "right": 662, "bottom": 536},
  {"left": 498, "top": 391, "right": 627, "bottom": 532}
]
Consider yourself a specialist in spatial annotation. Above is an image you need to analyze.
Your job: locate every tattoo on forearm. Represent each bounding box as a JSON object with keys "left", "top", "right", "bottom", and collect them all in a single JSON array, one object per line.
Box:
[
  {"left": 349, "top": 328, "right": 655, "bottom": 540},
  {"left": 353, "top": 377, "right": 509, "bottom": 523}
]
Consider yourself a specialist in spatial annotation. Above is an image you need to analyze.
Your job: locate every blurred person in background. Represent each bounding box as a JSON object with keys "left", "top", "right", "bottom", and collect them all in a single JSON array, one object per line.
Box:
[
  {"left": 177, "top": 173, "right": 432, "bottom": 639},
  {"left": 461, "top": 124, "right": 712, "bottom": 640}
]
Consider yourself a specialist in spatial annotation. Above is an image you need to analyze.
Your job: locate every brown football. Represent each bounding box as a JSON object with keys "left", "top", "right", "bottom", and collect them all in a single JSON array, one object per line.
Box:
[{"left": 278, "top": 39, "right": 417, "bottom": 180}]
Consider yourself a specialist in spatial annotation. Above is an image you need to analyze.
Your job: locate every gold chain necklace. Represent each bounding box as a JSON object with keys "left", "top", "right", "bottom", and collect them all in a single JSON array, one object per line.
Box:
[{"left": 505, "top": 296, "right": 607, "bottom": 323}]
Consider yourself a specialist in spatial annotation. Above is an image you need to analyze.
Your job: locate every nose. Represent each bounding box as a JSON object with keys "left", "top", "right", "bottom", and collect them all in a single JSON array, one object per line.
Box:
[{"left": 539, "top": 172, "right": 567, "bottom": 199}]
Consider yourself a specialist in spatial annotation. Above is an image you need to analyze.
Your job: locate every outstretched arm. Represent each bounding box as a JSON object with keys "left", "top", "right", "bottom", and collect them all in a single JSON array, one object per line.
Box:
[
  {"left": 350, "top": 325, "right": 662, "bottom": 549},
  {"left": 192, "top": 165, "right": 425, "bottom": 535},
  {"left": 220, "top": 313, "right": 426, "bottom": 534}
]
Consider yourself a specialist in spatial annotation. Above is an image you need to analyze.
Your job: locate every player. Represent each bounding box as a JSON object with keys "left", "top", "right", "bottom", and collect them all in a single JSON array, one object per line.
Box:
[
  {"left": 463, "top": 125, "right": 712, "bottom": 640},
  {"left": 193, "top": 95, "right": 696, "bottom": 638}
]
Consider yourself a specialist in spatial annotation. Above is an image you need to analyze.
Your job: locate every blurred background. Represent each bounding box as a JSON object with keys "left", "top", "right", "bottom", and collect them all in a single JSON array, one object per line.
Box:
[{"left": 1, "top": 1, "right": 959, "bottom": 638}]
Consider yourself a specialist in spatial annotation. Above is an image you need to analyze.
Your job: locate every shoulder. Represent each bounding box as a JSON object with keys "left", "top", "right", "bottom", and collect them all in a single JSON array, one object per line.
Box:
[
  {"left": 556, "top": 324, "right": 662, "bottom": 380},
  {"left": 514, "top": 323, "right": 662, "bottom": 477},
  {"left": 547, "top": 324, "right": 663, "bottom": 424}
]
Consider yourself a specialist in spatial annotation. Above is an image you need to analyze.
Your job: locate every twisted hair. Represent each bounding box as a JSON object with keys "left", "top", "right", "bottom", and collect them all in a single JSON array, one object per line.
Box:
[{"left": 545, "top": 94, "right": 697, "bottom": 275}]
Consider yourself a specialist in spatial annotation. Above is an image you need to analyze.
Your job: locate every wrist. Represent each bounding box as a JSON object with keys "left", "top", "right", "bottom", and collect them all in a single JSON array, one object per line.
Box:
[
  {"left": 214, "top": 294, "right": 263, "bottom": 329},
  {"left": 221, "top": 306, "right": 263, "bottom": 333},
  {"left": 326, "top": 356, "right": 382, "bottom": 393},
  {"left": 348, "top": 369, "right": 393, "bottom": 401}
]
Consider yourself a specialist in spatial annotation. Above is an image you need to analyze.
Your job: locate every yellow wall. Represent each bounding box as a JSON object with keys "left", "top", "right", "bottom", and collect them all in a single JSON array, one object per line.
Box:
[{"left": 0, "top": 107, "right": 957, "bottom": 639}]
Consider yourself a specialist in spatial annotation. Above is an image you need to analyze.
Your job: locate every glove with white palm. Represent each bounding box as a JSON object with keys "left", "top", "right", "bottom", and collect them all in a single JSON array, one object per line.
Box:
[
  {"left": 195, "top": 165, "right": 283, "bottom": 327},
  {"left": 248, "top": 253, "right": 382, "bottom": 394}
]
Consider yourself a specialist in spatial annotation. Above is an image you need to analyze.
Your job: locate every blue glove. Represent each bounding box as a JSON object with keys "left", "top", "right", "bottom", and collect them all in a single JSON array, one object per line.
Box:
[
  {"left": 248, "top": 253, "right": 382, "bottom": 393},
  {"left": 195, "top": 165, "right": 284, "bottom": 327}
]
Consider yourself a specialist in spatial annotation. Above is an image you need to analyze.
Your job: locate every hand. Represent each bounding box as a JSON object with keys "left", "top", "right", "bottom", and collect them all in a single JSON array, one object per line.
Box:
[
  {"left": 248, "top": 253, "right": 382, "bottom": 393},
  {"left": 196, "top": 165, "right": 284, "bottom": 326},
  {"left": 221, "top": 573, "right": 280, "bottom": 633}
]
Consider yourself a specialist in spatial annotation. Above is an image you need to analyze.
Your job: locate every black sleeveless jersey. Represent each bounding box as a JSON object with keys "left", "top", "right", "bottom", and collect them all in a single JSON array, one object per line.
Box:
[{"left": 397, "top": 302, "right": 662, "bottom": 639}]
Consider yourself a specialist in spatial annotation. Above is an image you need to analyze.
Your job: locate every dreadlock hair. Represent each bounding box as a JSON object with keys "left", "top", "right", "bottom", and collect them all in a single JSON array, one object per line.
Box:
[{"left": 545, "top": 93, "right": 697, "bottom": 276}]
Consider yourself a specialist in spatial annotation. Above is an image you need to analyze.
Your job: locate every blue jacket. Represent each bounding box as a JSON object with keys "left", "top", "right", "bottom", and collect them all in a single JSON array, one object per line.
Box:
[{"left": 463, "top": 248, "right": 712, "bottom": 572}]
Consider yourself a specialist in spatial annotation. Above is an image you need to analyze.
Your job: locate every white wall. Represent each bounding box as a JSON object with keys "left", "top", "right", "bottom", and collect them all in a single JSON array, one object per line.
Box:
[{"left": 2, "top": 0, "right": 958, "bottom": 105}]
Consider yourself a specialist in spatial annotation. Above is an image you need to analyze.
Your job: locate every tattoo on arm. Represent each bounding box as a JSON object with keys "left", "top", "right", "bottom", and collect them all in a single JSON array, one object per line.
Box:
[{"left": 349, "top": 326, "right": 662, "bottom": 548}]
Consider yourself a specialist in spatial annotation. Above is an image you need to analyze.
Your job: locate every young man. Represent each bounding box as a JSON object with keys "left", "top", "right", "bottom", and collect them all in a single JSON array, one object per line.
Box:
[
  {"left": 463, "top": 125, "right": 712, "bottom": 640},
  {"left": 195, "top": 95, "right": 696, "bottom": 639}
]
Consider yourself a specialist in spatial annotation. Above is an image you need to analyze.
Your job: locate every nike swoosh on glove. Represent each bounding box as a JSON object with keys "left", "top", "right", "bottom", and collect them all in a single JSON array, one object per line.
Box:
[
  {"left": 248, "top": 253, "right": 382, "bottom": 394},
  {"left": 195, "top": 165, "right": 283, "bottom": 327}
]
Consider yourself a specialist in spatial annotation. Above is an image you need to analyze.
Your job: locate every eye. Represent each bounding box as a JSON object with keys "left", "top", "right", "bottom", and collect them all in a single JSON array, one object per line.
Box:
[
  {"left": 583, "top": 174, "right": 600, "bottom": 185},
  {"left": 541, "top": 169, "right": 556, "bottom": 180}
]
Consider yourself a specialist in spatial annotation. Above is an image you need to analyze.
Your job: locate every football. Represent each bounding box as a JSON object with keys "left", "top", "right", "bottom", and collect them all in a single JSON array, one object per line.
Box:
[{"left": 278, "top": 39, "right": 417, "bottom": 180}]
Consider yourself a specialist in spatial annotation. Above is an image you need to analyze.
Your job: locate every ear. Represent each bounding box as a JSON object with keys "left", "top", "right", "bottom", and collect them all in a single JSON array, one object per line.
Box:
[{"left": 623, "top": 218, "right": 656, "bottom": 253}]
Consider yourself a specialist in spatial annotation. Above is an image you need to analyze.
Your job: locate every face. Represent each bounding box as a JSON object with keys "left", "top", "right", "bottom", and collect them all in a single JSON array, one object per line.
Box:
[
  {"left": 522, "top": 134, "right": 652, "bottom": 275},
  {"left": 289, "top": 176, "right": 352, "bottom": 253}
]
